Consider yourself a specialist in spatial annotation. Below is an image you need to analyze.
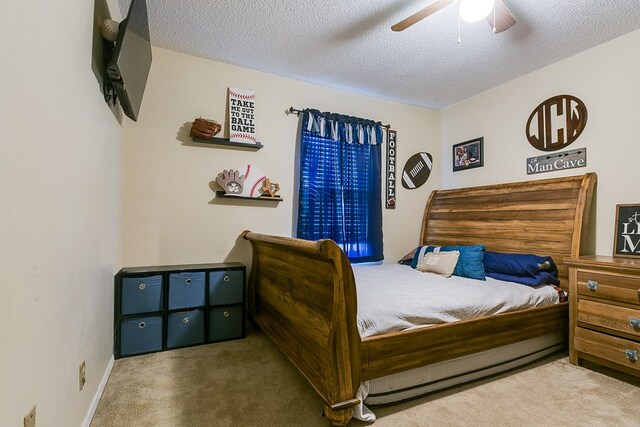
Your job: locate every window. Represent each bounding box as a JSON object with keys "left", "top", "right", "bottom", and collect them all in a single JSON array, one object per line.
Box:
[{"left": 296, "top": 110, "right": 383, "bottom": 263}]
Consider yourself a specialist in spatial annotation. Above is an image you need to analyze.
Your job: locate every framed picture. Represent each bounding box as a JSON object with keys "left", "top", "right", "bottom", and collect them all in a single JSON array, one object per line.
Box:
[
  {"left": 453, "top": 137, "right": 484, "bottom": 172},
  {"left": 613, "top": 204, "right": 640, "bottom": 257}
]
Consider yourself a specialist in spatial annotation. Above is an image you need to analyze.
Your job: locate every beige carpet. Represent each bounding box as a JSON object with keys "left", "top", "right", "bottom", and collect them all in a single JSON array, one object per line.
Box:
[{"left": 91, "top": 329, "right": 640, "bottom": 427}]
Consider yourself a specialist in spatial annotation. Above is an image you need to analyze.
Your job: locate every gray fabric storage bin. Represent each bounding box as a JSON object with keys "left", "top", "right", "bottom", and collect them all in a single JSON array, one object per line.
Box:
[
  {"left": 167, "top": 309, "right": 205, "bottom": 348},
  {"left": 120, "top": 315, "right": 163, "bottom": 356},
  {"left": 168, "top": 272, "right": 205, "bottom": 309},
  {"left": 209, "top": 270, "right": 243, "bottom": 305},
  {"left": 121, "top": 275, "right": 163, "bottom": 314},
  {"left": 209, "top": 305, "right": 243, "bottom": 341}
]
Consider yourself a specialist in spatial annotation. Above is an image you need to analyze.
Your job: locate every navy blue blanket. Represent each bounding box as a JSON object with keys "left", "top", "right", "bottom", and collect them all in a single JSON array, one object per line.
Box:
[
  {"left": 486, "top": 271, "right": 559, "bottom": 287},
  {"left": 484, "top": 251, "right": 559, "bottom": 287}
]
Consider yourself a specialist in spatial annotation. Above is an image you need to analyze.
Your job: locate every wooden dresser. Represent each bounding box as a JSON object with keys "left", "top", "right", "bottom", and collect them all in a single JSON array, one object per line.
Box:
[{"left": 566, "top": 256, "right": 640, "bottom": 377}]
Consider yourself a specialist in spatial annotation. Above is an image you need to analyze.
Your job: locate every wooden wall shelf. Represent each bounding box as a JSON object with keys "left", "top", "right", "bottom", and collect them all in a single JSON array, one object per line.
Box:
[
  {"left": 192, "top": 136, "right": 263, "bottom": 150},
  {"left": 215, "top": 192, "right": 282, "bottom": 202}
]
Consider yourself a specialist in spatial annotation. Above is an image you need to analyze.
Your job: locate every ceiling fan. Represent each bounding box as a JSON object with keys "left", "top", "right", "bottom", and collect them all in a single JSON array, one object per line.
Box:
[{"left": 391, "top": 0, "right": 516, "bottom": 33}]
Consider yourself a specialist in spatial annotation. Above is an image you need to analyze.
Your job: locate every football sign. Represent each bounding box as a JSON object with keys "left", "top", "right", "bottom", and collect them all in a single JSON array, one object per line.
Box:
[{"left": 386, "top": 130, "right": 397, "bottom": 209}]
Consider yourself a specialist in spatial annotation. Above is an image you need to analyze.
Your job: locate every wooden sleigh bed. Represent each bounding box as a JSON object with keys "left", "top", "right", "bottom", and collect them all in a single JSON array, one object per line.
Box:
[{"left": 242, "top": 173, "right": 597, "bottom": 426}]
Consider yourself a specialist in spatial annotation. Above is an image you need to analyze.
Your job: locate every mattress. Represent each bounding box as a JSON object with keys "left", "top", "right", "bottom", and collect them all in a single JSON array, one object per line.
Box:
[{"left": 353, "top": 263, "right": 562, "bottom": 339}]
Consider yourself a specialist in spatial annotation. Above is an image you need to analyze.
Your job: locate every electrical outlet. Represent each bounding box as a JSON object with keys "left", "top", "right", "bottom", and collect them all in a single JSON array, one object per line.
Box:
[
  {"left": 24, "top": 406, "right": 36, "bottom": 427},
  {"left": 79, "top": 360, "right": 86, "bottom": 391}
]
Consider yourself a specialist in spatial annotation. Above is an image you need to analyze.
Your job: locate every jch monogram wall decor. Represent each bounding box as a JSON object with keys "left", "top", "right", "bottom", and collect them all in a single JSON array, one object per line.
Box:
[{"left": 525, "top": 95, "right": 587, "bottom": 152}]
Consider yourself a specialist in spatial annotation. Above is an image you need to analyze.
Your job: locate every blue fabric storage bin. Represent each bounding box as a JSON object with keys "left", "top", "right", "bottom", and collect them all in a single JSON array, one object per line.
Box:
[
  {"left": 121, "top": 275, "right": 163, "bottom": 314},
  {"left": 168, "top": 272, "right": 206, "bottom": 309},
  {"left": 209, "top": 270, "right": 244, "bottom": 305},
  {"left": 209, "top": 305, "right": 243, "bottom": 341},
  {"left": 166, "top": 309, "right": 205, "bottom": 348},
  {"left": 120, "top": 315, "right": 163, "bottom": 356}
]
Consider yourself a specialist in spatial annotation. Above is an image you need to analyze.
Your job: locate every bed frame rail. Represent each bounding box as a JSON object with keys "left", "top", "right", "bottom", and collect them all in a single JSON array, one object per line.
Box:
[{"left": 361, "top": 303, "right": 567, "bottom": 380}]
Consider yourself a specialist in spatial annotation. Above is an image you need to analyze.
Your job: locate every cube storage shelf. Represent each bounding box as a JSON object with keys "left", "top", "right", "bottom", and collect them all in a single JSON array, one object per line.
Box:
[{"left": 114, "top": 262, "right": 246, "bottom": 358}]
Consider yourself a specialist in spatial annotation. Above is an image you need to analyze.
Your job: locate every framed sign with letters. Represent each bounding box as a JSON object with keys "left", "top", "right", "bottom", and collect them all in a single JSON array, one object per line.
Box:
[
  {"left": 614, "top": 204, "right": 640, "bottom": 258},
  {"left": 386, "top": 130, "right": 397, "bottom": 209},
  {"left": 228, "top": 87, "right": 256, "bottom": 144}
]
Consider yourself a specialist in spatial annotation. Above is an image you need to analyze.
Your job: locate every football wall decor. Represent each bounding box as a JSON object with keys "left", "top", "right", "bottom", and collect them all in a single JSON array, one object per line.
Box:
[
  {"left": 402, "top": 152, "right": 433, "bottom": 189},
  {"left": 386, "top": 130, "right": 397, "bottom": 209}
]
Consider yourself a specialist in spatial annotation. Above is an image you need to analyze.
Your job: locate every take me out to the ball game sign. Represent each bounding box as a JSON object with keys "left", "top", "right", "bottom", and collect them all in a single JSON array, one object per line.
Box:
[{"left": 228, "top": 87, "right": 256, "bottom": 144}]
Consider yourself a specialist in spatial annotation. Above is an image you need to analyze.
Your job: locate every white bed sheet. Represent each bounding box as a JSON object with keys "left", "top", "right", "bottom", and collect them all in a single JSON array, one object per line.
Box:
[{"left": 353, "top": 263, "right": 560, "bottom": 339}]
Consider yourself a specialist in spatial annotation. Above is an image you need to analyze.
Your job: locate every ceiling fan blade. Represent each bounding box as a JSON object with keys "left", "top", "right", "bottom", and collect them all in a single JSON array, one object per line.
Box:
[
  {"left": 391, "top": 0, "right": 454, "bottom": 32},
  {"left": 486, "top": 0, "right": 516, "bottom": 33}
]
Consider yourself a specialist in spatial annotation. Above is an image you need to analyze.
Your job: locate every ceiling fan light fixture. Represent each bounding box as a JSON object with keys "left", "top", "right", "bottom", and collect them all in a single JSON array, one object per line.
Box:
[{"left": 459, "top": 0, "right": 494, "bottom": 23}]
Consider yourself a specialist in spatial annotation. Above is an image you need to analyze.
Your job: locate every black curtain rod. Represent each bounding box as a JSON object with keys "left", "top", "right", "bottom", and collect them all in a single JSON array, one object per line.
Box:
[{"left": 287, "top": 107, "right": 391, "bottom": 129}]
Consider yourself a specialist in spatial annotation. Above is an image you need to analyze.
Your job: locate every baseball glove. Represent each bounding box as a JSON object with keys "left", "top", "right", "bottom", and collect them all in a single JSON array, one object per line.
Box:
[
  {"left": 190, "top": 118, "right": 222, "bottom": 138},
  {"left": 216, "top": 169, "right": 245, "bottom": 195}
]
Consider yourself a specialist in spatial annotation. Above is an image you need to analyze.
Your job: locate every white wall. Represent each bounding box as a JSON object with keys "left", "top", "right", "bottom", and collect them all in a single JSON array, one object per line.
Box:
[
  {"left": 122, "top": 47, "right": 440, "bottom": 267},
  {"left": 440, "top": 29, "right": 640, "bottom": 256},
  {"left": 0, "top": 1, "right": 122, "bottom": 426}
]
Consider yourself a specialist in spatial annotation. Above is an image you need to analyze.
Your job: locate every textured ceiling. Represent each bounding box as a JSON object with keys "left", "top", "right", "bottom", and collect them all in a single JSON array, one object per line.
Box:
[{"left": 118, "top": 0, "right": 640, "bottom": 110}]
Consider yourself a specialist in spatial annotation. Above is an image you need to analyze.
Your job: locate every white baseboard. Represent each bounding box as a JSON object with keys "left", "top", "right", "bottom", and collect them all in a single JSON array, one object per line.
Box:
[{"left": 82, "top": 355, "right": 115, "bottom": 427}]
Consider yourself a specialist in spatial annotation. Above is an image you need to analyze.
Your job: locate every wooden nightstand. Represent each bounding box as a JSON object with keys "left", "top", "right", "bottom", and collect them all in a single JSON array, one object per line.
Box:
[{"left": 566, "top": 256, "right": 640, "bottom": 377}]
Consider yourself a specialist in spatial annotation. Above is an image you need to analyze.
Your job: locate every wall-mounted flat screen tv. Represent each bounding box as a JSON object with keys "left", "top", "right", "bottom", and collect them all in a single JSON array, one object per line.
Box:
[{"left": 106, "top": 0, "right": 152, "bottom": 122}]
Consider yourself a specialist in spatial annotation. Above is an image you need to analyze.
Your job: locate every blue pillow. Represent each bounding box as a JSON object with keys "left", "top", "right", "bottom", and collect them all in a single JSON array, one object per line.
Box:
[
  {"left": 484, "top": 251, "right": 557, "bottom": 278},
  {"left": 411, "top": 245, "right": 486, "bottom": 280}
]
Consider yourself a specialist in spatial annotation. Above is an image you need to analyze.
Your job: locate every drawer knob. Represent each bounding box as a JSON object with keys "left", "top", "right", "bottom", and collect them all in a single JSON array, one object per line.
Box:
[
  {"left": 586, "top": 280, "right": 598, "bottom": 291},
  {"left": 630, "top": 318, "right": 640, "bottom": 328},
  {"left": 138, "top": 322, "right": 146, "bottom": 329},
  {"left": 185, "top": 278, "right": 192, "bottom": 285},
  {"left": 182, "top": 317, "right": 190, "bottom": 324},
  {"left": 223, "top": 275, "right": 230, "bottom": 282},
  {"left": 139, "top": 283, "right": 146, "bottom": 290},
  {"left": 625, "top": 350, "right": 638, "bottom": 362},
  {"left": 223, "top": 311, "right": 230, "bottom": 318}
]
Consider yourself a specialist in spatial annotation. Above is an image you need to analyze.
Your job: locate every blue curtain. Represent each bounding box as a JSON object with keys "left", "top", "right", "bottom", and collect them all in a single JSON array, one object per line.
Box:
[{"left": 296, "top": 109, "right": 384, "bottom": 263}]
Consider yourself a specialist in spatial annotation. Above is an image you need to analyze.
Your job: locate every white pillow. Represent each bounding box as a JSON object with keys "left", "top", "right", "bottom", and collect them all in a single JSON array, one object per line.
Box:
[{"left": 416, "top": 251, "right": 460, "bottom": 278}]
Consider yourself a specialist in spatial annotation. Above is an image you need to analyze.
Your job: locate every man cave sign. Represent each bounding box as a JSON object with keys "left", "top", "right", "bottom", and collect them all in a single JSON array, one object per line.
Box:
[{"left": 525, "top": 95, "right": 588, "bottom": 152}]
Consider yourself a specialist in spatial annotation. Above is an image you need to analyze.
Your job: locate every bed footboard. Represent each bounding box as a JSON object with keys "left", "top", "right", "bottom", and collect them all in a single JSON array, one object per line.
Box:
[{"left": 242, "top": 231, "right": 361, "bottom": 426}]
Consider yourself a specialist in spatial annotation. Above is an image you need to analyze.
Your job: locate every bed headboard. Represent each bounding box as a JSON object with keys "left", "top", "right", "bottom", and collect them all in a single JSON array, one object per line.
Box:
[{"left": 421, "top": 173, "right": 597, "bottom": 288}]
